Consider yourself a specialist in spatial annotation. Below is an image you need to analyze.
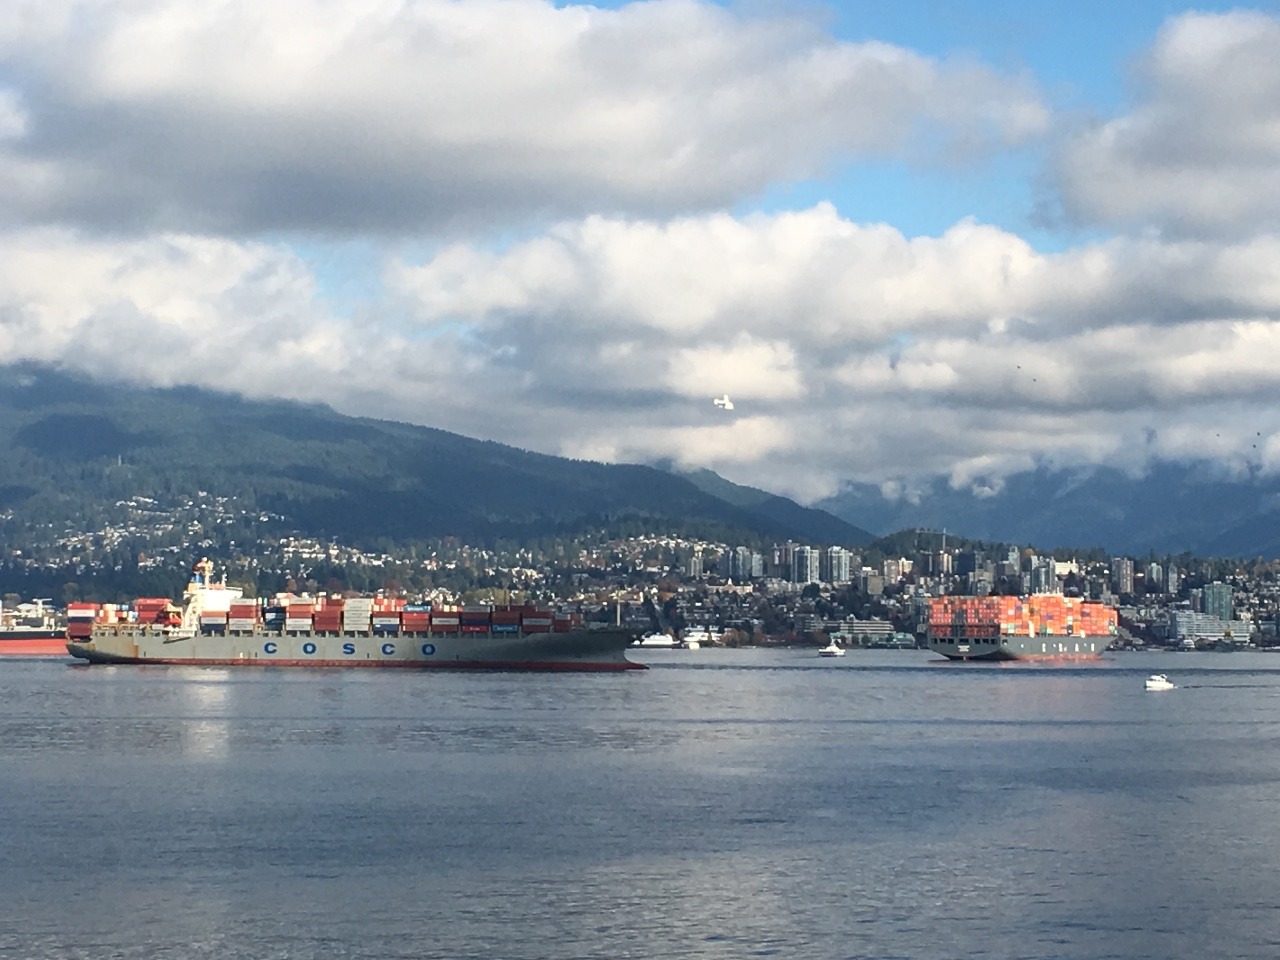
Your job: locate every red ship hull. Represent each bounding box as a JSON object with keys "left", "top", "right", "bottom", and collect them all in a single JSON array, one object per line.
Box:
[{"left": 0, "top": 631, "right": 69, "bottom": 656}]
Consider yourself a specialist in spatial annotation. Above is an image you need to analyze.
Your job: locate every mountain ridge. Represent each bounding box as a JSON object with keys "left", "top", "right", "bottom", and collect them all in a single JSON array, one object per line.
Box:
[
  {"left": 817, "top": 462, "right": 1280, "bottom": 558},
  {"left": 0, "top": 364, "right": 868, "bottom": 549}
]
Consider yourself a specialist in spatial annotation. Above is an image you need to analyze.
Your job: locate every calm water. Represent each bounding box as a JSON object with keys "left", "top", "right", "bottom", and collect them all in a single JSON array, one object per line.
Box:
[{"left": 4, "top": 648, "right": 1280, "bottom": 959}]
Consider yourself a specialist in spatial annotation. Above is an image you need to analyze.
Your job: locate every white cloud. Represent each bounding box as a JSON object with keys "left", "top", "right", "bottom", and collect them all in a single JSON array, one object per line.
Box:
[
  {"left": 1055, "top": 10, "right": 1280, "bottom": 238},
  {"left": 0, "top": 0, "right": 1046, "bottom": 233},
  {"left": 4, "top": 205, "right": 1280, "bottom": 504},
  {"left": 0, "top": 89, "right": 26, "bottom": 141},
  {"left": 0, "top": 229, "right": 349, "bottom": 386},
  {"left": 295, "top": 207, "right": 1280, "bottom": 499}
]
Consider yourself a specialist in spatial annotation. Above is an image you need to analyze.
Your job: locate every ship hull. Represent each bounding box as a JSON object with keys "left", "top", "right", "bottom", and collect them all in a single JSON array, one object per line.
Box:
[
  {"left": 67, "top": 625, "right": 646, "bottom": 671},
  {"left": 0, "top": 630, "right": 70, "bottom": 657},
  {"left": 928, "top": 634, "right": 1108, "bottom": 662}
]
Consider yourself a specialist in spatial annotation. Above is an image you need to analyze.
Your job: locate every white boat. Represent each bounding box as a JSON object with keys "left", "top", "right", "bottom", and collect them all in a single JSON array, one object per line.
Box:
[
  {"left": 818, "top": 641, "right": 845, "bottom": 658},
  {"left": 681, "top": 626, "right": 720, "bottom": 649},
  {"left": 635, "top": 632, "right": 678, "bottom": 648},
  {"left": 1144, "top": 674, "right": 1175, "bottom": 691}
]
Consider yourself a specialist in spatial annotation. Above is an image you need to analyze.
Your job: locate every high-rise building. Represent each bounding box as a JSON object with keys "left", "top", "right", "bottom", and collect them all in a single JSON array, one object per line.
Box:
[
  {"left": 792, "top": 546, "right": 820, "bottom": 585},
  {"left": 1146, "top": 562, "right": 1164, "bottom": 593},
  {"left": 1030, "top": 557, "right": 1058, "bottom": 594},
  {"left": 1111, "top": 557, "right": 1134, "bottom": 595},
  {"left": 728, "top": 546, "right": 762, "bottom": 582},
  {"left": 1203, "top": 581, "right": 1233, "bottom": 622},
  {"left": 773, "top": 542, "right": 796, "bottom": 575},
  {"left": 823, "top": 546, "right": 852, "bottom": 585},
  {"left": 685, "top": 552, "right": 703, "bottom": 578}
]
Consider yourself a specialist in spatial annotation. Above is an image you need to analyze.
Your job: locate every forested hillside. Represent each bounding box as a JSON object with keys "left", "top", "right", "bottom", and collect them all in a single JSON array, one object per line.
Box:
[{"left": 0, "top": 364, "right": 872, "bottom": 554}]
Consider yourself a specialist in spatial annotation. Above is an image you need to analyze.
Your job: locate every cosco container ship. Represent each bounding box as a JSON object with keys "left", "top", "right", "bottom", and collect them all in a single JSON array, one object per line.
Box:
[
  {"left": 926, "top": 594, "right": 1117, "bottom": 661},
  {"left": 66, "top": 560, "right": 645, "bottom": 672}
]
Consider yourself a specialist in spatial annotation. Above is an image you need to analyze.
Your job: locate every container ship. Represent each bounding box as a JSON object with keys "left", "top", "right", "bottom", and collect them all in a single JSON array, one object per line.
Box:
[
  {"left": 926, "top": 594, "right": 1117, "bottom": 661},
  {"left": 65, "top": 560, "right": 645, "bottom": 672}
]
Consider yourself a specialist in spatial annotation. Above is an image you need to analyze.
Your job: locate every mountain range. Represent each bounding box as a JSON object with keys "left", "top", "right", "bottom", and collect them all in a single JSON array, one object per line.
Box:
[
  {"left": 817, "top": 464, "right": 1280, "bottom": 559},
  {"left": 2, "top": 363, "right": 1274, "bottom": 559},
  {"left": 0, "top": 364, "right": 871, "bottom": 549}
]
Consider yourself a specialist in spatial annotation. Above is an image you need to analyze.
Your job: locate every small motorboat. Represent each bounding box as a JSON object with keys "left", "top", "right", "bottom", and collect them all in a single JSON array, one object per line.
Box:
[
  {"left": 634, "top": 632, "right": 678, "bottom": 648},
  {"left": 818, "top": 641, "right": 846, "bottom": 658},
  {"left": 1144, "top": 674, "right": 1175, "bottom": 691}
]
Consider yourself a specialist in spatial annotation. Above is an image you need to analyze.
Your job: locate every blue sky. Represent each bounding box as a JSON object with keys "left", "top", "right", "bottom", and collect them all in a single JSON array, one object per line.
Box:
[
  {"left": 765, "top": 0, "right": 1276, "bottom": 244},
  {"left": 1, "top": 0, "right": 1279, "bottom": 503}
]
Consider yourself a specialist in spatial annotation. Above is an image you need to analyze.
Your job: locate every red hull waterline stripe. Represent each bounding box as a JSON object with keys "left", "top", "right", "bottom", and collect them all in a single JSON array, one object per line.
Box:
[
  {"left": 81, "top": 655, "right": 647, "bottom": 672},
  {"left": 0, "top": 640, "right": 73, "bottom": 656}
]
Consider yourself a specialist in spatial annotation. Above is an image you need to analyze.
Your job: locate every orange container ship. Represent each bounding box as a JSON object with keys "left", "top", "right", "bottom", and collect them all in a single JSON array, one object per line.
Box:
[{"left": 926, "top": 594, "right": 1117, "bottom": 661}]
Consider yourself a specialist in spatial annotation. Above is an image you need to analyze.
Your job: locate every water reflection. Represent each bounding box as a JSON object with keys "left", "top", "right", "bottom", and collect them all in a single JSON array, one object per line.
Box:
[{"left": 182, "top": 719, "right": 229, "bottom": 760}]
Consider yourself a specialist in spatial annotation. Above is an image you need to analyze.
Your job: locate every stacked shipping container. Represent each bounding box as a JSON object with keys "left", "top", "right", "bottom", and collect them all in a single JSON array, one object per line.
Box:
[
  {"left": 401, "top": 604, "right": 431, "bottom": 634},
  {"left": 927, "top": 595, "right": 1117, "bottom": 639},
  {"left": 229, "top": 600, "right": 259, "bottom": 632},
  {"left": 67, "top": 602, "right": 97, "bottom": 640},
  {"left": 344, "top": 598, "right": 372, "bottom": 634},
  {"left": 78, "top": 590, "right": 602, "bottom": 641}
]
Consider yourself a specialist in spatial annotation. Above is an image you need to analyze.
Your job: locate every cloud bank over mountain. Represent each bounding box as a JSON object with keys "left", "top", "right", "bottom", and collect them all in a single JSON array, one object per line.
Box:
[{"left": 0, "top": 1, "right": 1277, "bottom": 512}]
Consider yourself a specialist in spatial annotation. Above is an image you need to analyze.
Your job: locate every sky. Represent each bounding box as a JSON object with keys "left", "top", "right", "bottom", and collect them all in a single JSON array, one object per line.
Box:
[{"left": 2, "top": 0, "right": 1280, "bottom": 505}]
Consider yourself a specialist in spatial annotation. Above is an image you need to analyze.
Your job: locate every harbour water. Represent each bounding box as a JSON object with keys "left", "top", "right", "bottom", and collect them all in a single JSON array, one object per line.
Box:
[{"left": 4, "top": 648, "right": 1280, "bottom": 959}]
